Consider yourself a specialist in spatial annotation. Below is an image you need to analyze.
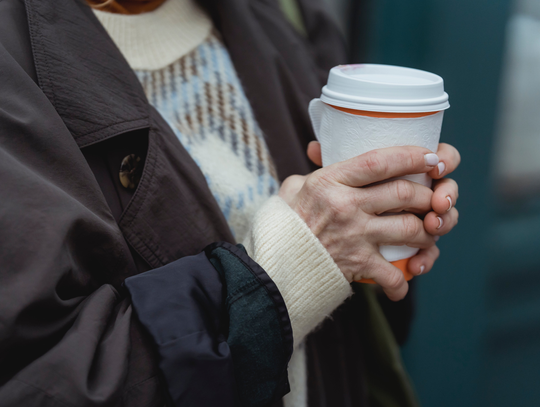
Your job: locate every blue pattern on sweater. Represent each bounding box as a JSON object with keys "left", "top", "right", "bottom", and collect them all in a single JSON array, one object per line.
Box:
[{"left": 135, "top": 33, "right": 279, "bottom": 240}]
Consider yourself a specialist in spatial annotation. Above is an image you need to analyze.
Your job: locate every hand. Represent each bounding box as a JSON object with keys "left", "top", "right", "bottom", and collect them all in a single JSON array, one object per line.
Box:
[
  {"left": 303, "top": 142, "right": 461, "bottom": 280},
  {"left": 279, "top": 143, "right": 460, "bottom": 301},
  {"left": 408, "top": 143, "right": 460, "bottom": 276}
]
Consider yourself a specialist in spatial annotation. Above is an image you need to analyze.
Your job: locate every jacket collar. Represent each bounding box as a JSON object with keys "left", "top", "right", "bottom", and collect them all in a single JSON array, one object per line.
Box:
[{"left": 25, "top": 0, "right": 150, "bottom": 148}]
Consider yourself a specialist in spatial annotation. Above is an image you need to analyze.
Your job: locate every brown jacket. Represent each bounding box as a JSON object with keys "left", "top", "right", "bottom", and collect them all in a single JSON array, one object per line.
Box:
[{"left": 0, "top": 0, "right": 411, "bottom": 406}]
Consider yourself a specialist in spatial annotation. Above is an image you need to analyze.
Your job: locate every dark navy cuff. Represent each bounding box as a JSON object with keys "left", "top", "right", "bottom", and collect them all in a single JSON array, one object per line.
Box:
[{"left": 125, "top": 242, "right": 293, "bottom": 407}]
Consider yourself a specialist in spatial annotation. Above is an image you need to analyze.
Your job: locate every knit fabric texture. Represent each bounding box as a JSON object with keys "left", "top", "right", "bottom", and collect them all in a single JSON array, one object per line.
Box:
[
  {"left": 133, "top": 33, "right": 280, "bottom": 241},
  {"left": 243, "top": 196, "right": 352, "bottom": 345},
  {"left": 243, "top": 197, "right": 352, "bottom": 407},
  {"left": 94, "top": 0, "right": 212, "bottom": 70}
]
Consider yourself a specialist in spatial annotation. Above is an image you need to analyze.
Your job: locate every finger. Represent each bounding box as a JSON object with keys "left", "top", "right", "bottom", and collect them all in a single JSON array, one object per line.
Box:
[
  {"left": 431, "top": 178, "right": 459, "bottom": 214},
  {"left": 307, "top": 141, "right": 323, "bottom": 167},
  {"left": 326, "top": 146, "right": 439, "bottom": 187},
  {"left": 356, "top": 255, "right": 409, "bottom": 301},
  {"left": 424, "top": 207, "right": 459, "bottom": 236},
  {"left": 359, "top": 179, "right": 433, "bottom": 215},
  {"left": 428, "top": 143, "right": 461, "bottom": 179},
  {"left": 367, "top": 213, "right": 438, "bottom": 248},
  {"left": 408, "top": 245, "right": 440, "bottom": 276}
]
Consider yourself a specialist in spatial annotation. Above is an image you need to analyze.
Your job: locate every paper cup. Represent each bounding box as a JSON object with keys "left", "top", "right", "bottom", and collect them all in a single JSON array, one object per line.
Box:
[{"left": 309, "top": 64, "right": 449, "bottom": 284}]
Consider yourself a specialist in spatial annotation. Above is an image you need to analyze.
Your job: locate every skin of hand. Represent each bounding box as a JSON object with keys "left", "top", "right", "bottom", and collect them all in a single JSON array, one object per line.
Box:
[{"left": 279, "top": 142, "right": 460, "bottom": 301}]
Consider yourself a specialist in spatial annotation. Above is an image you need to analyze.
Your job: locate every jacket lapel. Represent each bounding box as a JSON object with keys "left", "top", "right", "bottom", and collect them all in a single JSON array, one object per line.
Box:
[
  {"left": 25, "top": 0, "right": 150, "bottom": 148},
  {"left": 24, "top": 0, "right": 235, "bottom": 269}
]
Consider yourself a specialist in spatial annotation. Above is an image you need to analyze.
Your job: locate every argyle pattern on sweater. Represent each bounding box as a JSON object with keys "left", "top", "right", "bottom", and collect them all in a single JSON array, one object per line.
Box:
[{"left": 135, "top": 32, "right": 280, "bottom": 241}]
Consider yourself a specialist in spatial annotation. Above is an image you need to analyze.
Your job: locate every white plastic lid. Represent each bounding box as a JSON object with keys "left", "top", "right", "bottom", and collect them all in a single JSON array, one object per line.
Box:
[{"left": 320, "top": 64, "right": 450, "bottom": 113}]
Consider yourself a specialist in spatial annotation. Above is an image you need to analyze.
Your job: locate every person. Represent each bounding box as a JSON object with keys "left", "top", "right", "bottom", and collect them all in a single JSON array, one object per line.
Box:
[{"left": 0, "top": 0, "right": 460, "bottom": 406}]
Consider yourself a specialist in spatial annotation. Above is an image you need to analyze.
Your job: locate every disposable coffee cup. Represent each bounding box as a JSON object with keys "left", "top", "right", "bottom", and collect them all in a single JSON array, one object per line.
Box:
[{"left": 309, "top": 64, "right": 449, "bottom": 284}]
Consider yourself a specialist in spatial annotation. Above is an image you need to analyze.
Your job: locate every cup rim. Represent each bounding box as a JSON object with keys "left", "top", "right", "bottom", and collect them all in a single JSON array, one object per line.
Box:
[{"left": 322, "top": 64, "right": 450, "bottom": 113}]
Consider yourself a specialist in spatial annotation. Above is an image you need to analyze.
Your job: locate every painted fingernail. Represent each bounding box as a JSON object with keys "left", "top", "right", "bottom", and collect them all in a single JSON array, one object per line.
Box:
[
  {"left": 434, "top": 235, "right": 440, "bottom": 242},
  {"left": 436, "top": 216, "right": 444, "bottom": 229},
  {"left": 419, "top": 265, "right": 425, "bottom": 275},
  {"left": 437, "top": 161, "right": 446, "bottom": 175},
  {"left": 425, "top": 153, "right": 439, "bottom": 166},
  {"left": 446, "top": 196, "right": 453, "bottom": 212}
]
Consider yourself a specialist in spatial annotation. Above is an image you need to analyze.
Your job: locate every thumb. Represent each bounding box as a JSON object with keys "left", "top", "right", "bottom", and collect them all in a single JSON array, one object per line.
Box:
[{"left": 307, "top": 141, "right": 323, "bottom": 167}]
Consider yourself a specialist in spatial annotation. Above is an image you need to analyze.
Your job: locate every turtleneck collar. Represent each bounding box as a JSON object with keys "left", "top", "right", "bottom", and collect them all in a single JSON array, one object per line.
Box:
[
  {"left": 88, "top": 0, "right": 168, "bottom": 15},
  {"left": 93, "top": 0, "right": 212, "bottom": 70}
]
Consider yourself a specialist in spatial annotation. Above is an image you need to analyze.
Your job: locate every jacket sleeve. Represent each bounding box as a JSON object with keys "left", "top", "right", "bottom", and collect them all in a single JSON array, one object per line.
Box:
[
  {"left": 0, "top": 29, "right": 291, "bottom": 407},
  {"left": 125, "top": 243, "right": 293, "bottom": 407},
  {"left": 0, "top": 30, "right": 140, "bottom": 407}
]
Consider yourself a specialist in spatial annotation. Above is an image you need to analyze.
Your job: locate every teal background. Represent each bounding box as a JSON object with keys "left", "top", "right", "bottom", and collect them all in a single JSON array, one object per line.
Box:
[{"left": 345, "top": 0, "right": 540, "bottom": 406}]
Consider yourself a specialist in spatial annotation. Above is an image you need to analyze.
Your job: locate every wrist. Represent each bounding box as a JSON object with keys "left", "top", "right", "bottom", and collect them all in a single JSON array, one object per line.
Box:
[{"left": 243, "top": 196, "right": 353, "bottom": 343}]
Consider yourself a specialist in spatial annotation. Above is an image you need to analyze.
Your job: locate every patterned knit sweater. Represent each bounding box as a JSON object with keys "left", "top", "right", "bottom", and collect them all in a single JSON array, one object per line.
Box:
[
  {"left": 94, "top": 1, "right": 352, "bottom": 405},
  {"left": 135, "top": 32, "right": 280, "bottom": 241}
]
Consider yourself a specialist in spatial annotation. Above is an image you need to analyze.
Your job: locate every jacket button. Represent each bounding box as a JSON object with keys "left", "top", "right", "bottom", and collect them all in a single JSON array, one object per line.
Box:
[{"left": 119, "top": 154, "right": 142, "bottom": 189}]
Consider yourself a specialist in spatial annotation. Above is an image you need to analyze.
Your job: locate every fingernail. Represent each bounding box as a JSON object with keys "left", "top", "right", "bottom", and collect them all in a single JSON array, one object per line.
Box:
[
  {"left": 446, "top": 196, "right": 452, "bottom": 212},
  {"left": 437, "top": 162, "right": 446, "bottom": 175},
  {"left": 437, "top": 216, "right": 444, "bottom": 229},
  {"left": 434, "top": 235, "right": 440, "bottom": 242},
  {"left": 419, "top": 265, "right": 425, "bottom": 275},
  {"left": 425, "top": 153, "right": 439, "bottom": 166}
]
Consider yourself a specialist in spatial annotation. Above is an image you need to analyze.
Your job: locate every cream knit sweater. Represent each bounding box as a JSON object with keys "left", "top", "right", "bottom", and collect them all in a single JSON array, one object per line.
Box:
[{"left": 94, "top": 2, "right": 352, "bottom": 405}]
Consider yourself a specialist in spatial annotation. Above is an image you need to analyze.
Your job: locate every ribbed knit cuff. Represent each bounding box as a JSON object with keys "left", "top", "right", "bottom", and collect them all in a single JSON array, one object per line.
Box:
[{"left": 243, "top": 196, "right": 352, "bottom": 345}]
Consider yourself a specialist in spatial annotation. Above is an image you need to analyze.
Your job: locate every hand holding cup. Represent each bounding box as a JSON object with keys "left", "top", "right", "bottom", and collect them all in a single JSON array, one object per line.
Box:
[{"left": 279, "top": 143, "right": 460, "bottom": 301}]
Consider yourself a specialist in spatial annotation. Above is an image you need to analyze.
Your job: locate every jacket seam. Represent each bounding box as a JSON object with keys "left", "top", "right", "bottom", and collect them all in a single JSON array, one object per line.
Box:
[
  {"left": 24, "top": 0, "right": 57, "bottom": 110},
  {"left": 226, "top": 279, "right": 261, "bottom": 306},
  {"left": 128, "top": 227, "right": 164, "bottom": 267},
  {"left": 120, "top": 124, "right": 158, "bottom": 227},
  {"left": 11, "top": 379, "right": 76, "bottom": 407},
  {"left": 119, "top": 122, "right": 168, "bottom": 267},
  {"left": 123, "top": 374, "right": 160, "bottom": 392},
  {"left": 77, "top": 119, "right": 150, "bottom": 148}
]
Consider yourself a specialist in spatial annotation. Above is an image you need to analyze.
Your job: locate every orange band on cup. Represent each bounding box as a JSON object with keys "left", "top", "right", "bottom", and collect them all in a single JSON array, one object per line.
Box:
[
  {"left": 328, "top": 104, "right": 439, "bottom": 118},
  {"left": 356, "top": 258, "right": 414, "bottom": 284}
]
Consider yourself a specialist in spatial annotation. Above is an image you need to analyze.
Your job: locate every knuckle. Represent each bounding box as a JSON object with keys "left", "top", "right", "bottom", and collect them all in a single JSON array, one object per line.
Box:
[
  {"left": 304, "top": 170, "right": 330, "bottom": 193},
  {"left": 394, "top": 180, "right": 415, "bottom": 204},
  {"left": 427, "top": 188, "right": 435, "bottom": 203},
  {"left": 364, "top": 217, "right": 380, "bottom": 239},
  {"left": 395, "top": 149, "right": 418, "bottom": 171},
  {"left": 386, "top": 270, "right": 404, "bottom": 291},
  {"left": 328, "top": 197, "right": 349, "bottom": 220},
  {"left": 304, "top": 173, "right": 319, "bottom": 190},
  {"left": 311, "top": 168, "right": 335, "bottom": 189},
  {"left": 361, "top": 252, "right": 379, "bottom": 275},
  {"left": 282, "top": 174, "right": 303, "bottom": 189},
  {"left": 360, "top": 151, "right": 388, "bottom": 179},
  {"left": 404, "top": 150, "right": 417, "bottom": 170},
  {"left": 401, "top": 214, "right": 421, "bottom": 240},
  {"left": 351, "top": 189, "right": 369, "bottom": 208}
]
